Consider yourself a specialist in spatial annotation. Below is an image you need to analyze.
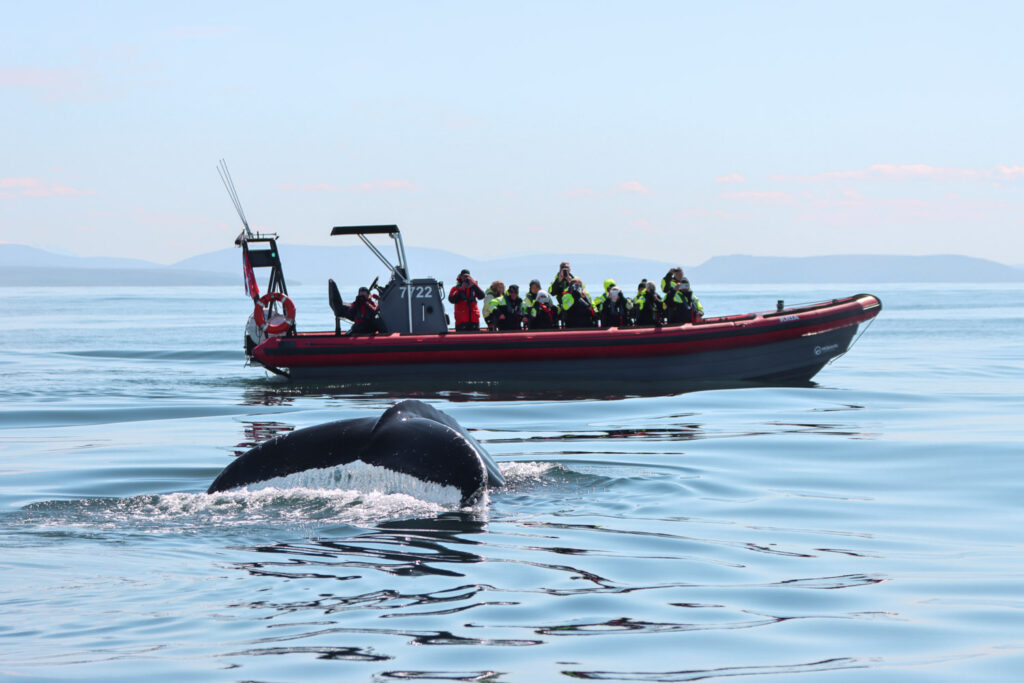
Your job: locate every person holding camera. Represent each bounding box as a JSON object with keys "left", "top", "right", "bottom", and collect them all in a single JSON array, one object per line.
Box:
[
  {"left": 559, "top": 278, "right": 596, "bottom": 329},
  {"left": 665, "top": 277, "right": 703, "bottom": 324},
  {"left": 549, "top": 262, "right": 575, "bottom": 298},
  {"left": 634, "top": 280, "right": 665, "bottom": 327},
  {"left": 598, "top": 286, "right": 632, "bottom": 328},
  {"left": 528, "top": 290, "right": 559, "bottom": 329},
  {"left": 448, "top": 269, "right": 485, "bottom": 331}
]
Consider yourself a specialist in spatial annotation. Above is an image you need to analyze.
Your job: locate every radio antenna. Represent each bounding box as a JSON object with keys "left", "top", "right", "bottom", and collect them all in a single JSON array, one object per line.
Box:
[{"left": 217, "top": 159, "right": 253, "bottom": 240}]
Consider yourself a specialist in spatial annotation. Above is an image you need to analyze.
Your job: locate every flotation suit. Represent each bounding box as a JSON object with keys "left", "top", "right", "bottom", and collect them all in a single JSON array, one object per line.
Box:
[
  {"left": 665, "top": 292, "right": 703, "bottom": 324},
  {"left": 592, "top": 278, "right": 617, "bottom": 309},
  {"left": 549, "top": 270, "right": 575, "bottom": 298},
  {"left": 560, "top": 288, "right": 596, "bottom": 328},
  {"left": 487, "top": 294, "right": 524, "bottom": 330},
  {"left": 634, "top": 291, "right": 664, "bottom": 326},
  {"left": 448, "top": 280, "right": 485, "bottom": 327},
  {"left": 338, "top": 296, "right": 379, "bottom": 334},
  {"left": 529, "top": 301, "right": 558, "bottom": 329},
  {"left": 599, "top": 296, "right": 631, "bottom": 328}
]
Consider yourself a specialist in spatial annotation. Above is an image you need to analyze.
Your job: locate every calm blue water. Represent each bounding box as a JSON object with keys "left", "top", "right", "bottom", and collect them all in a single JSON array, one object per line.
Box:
[{"left": 1, "top": 284, "right": 1022, "bottom": 681}]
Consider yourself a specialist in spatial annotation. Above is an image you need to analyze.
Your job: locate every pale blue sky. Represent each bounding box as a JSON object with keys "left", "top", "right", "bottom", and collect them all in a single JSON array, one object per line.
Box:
[{"left": 2, "top": 1, "right": 1021, "bottom": 264}]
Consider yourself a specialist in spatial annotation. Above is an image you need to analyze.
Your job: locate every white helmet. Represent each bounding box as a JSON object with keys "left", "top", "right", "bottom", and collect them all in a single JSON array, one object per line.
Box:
[{"left": 537, "top": 290, "right": 551, "bottom": 304}]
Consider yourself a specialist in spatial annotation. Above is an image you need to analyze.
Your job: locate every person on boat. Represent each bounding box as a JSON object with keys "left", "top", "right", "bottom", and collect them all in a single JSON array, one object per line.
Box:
[
  {"left": 598, "top": 286, "right": 632, "bottom": 328},
  {"left": 631, "top": 279, "right": 648, "bottom": 325},
  {"left": 660, "top": 266, "right": 685, "bottom": 298},
  {"left": 634, "top": 280, "right": 664, "bottom": 327},
  {"left": 337, "top": 286, "right": 381, "bottom": 334},
  {"left": 664, "top": 278, "right": 704, "bottom": 324},
  {"left": 559, "top": 278, "right": 596, "bottom": 329},
  {"left": 448, "top": 269, "right": 485, "bottom": 331},
  {"left": 487, "top": 284, "right": 525, "bottom": 331},
  {"left": 522, "top": 279, "right": 542, "bottom": 320},
  {"left": 549, "top": 262, "right": 575, "bottom": 298},
  {"left": 592, "top": 278, "right": 616, "bottom": 309},
  {"left": 481, "top": 281, "right": 505, "bottom": 329},
  {"left": 528, "top": 290, "right": 559, "bottom": 329}
]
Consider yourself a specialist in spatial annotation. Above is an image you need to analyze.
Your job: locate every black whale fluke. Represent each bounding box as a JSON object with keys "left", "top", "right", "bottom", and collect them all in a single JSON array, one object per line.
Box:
[{"left": 207, "top": 400, "right": 504, "bottom": 505}]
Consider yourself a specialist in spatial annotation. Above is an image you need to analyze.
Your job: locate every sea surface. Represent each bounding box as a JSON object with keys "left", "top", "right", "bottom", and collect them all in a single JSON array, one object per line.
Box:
[{"left": 1, "top": 283, "right": 1022, "bottom": 681}]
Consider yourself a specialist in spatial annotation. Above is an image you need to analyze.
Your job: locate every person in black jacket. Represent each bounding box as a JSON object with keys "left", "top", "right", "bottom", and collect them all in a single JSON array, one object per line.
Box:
[
  {"left": 486, "top": 284, "right": 525, "bottom": 331},
  {"left": 337, "top": 286, "right": 380, "bottom": 334},
  {"left": 528, "top": 291, "right": 559, "bottom": 329},
  {"left": 598, "top": 286, "right": 631, "bottom": 328}
]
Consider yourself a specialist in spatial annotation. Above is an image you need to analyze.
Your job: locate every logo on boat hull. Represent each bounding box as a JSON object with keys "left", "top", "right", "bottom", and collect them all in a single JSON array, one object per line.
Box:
[{"left": 814, "top": 343, "right": 840, "bottom": 356}]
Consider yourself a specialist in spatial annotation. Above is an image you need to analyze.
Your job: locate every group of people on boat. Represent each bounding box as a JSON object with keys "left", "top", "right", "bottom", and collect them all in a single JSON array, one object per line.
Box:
[
  {"left": 332, "top": 261, "right": 702, "bottom": 334},
  {"left": 447, "top": 262, "right": 703, "bottom": 332}
]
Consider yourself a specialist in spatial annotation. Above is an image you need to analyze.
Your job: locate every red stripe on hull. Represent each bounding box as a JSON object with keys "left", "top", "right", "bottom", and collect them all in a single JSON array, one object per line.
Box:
[{"left": 252, "top": 294, "right": 881, "bottom": 373}]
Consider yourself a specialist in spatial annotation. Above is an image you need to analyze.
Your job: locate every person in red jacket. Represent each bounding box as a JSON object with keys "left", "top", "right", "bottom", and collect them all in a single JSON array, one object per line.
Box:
[{"left": 448, "top": 269, "right": 485, "bottom": 331}]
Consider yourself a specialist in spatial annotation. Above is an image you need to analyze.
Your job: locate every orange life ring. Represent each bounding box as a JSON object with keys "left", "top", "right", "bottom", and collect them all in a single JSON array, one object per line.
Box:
[{"left": 253, "top": 292, "right": 296, "bottom": 335}]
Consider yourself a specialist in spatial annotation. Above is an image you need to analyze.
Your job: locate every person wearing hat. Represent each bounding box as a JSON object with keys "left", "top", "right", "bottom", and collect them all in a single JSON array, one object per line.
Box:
[
  {"left": 481, "top": 280, "right": 506, "bottom": 329},
  {"left": 336, "top": 285, "right": 380, "bottom": 334},
  {"left": 634, "top": 280, "right": 665, "bottom": 327},
  {"left": 486, "top": 284, "right": 525, "bottom": 331},
  {"left": 661, "top": 266, "right": 685, "bottom": 298},
  {"left": 448, "top": 269, "right": 485, "bottom": 331},
  {"left": 549, "top": 261, "right": 575, "bottom": 298},
  {"left": 559, "top": 277, "right": 596, "bottom": 329},
  {"left": 665, "top": 277, "right": 704, "bottom": 324},
  {"left": 521, "top": 279, "right": 542, "bottom": 320},
  {"left": 528, "top": 290, "right": 559, "bottom": 329},
  {"left": 598, "top": 286, "right": 632, "bottom": 328}
]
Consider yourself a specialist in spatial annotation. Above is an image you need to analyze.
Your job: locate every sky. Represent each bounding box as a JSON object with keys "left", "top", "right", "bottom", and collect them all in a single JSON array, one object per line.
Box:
[{"left": 2, "top": 1, "right": 1022, "bottom": 265}]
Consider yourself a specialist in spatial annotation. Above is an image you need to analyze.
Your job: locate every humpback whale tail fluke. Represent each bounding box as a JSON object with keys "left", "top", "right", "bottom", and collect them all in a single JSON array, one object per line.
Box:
[{"left": 207, "top": 400, "right": 503, "bottom": 506}]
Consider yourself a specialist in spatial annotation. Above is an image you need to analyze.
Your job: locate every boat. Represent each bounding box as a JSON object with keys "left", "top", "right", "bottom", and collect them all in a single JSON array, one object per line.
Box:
[
  {"left": 219, "top": 162, "right": 881, "bottom": 387},
  {"left": 237, "top": 225, "right": 881, "bottom": 385}
]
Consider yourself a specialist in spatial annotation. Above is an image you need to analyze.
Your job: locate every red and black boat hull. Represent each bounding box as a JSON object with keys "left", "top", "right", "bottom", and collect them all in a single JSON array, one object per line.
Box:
[{"left": 251, "top": 293, "right": 881, "bottom": 386}]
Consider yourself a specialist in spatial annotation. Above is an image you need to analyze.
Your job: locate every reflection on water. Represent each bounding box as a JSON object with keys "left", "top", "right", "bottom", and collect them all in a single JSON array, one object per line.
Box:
[
  {"left": 239, "top": 378, "right": 819, "bottom": 406},
  {"left": 235, "top": 420, "right": 295, "bottom": 454}
]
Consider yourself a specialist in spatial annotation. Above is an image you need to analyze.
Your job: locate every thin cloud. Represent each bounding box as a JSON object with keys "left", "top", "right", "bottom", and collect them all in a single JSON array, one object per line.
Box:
[
  {"left": 776, "top": 163, "right": 1023, "bottom": 183},
  {"left": 614, "top": 180, "right": 653, "bottom": 195},
  {"left": 0, "top": 177, "right": 95, "bottom": 198},
  {"left": 718, "top": 190, "right": 793, "bottom": 205},
  {"left": 350, "top": 179, "right": 421, "bottom": 192},
  {"left": 996, "top": 165, "right": 1024, "bottom": 179},
  {"left": 714, "top": 172, "right": 746, "bottom": 184}
]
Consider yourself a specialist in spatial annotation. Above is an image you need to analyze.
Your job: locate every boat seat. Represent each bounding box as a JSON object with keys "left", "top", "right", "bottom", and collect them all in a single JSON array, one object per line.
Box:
[{"left": 328, "top": 279, "right": 345, "bottom": 335}]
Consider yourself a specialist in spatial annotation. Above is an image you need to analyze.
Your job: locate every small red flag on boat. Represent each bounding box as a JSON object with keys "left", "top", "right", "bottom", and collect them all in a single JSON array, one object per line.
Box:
[{"left": 242, "top": 247, "right": 259, "bottom": 299}]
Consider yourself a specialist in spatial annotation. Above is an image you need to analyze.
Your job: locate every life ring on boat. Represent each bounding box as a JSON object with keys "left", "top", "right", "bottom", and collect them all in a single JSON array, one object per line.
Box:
[{"left": 253, "top": 292, "right": 296, "bottom": 335}]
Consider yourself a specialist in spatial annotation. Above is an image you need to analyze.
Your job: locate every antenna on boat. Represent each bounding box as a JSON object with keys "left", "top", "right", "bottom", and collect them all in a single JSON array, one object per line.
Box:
[{"left": 217, "top": 159, "right": 253, "bottom": 241}]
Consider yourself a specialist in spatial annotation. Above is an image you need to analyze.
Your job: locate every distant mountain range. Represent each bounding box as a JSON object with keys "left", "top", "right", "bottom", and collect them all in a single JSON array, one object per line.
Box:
[{"left": 2, "top": 243, "right": 1022, "bottom": 287}]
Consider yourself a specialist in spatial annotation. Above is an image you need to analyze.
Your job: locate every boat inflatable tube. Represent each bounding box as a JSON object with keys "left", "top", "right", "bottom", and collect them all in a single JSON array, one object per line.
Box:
[
  {"left": 207, "top": 399, "right": 504, "bottom": 506},
  {"left": 253, "top": 291, "right": 295, "bottom": 335}
]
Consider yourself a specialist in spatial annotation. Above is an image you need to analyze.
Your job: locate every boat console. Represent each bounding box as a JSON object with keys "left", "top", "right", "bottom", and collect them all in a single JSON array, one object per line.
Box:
[{"left": 331, "top": 225, "right": 448, "bottom": 335}]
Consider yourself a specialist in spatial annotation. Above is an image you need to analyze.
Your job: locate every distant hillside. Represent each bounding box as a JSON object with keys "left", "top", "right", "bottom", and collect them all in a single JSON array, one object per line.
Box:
[
  {"left": 0, "top": 244, "right": 157, "bottom": 270},
  {"left": 0, "top": 266, "right": 236, "bottom": 287},
  {"left": 173, "top": 245, "right": 676, "bottom": 291},
  {"left": 692, "top": 254, "right": 1024, "bottom": 283},
  {"left": 2, "top": 243, "right": 1022, "bottom": 286},
  {"left": 0, "top": 245, "right": 234, "bottom": 286}
]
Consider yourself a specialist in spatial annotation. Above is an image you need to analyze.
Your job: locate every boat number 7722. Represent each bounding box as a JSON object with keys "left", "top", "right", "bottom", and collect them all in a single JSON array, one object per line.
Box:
[{"left": 399, "top": 285, "right": 437, "bottom": 299}]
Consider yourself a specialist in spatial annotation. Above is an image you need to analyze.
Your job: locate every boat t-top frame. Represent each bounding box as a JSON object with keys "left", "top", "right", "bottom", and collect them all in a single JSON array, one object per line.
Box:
[{"left": 331, "top": 224, "right": 448, "bottom": 335}]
